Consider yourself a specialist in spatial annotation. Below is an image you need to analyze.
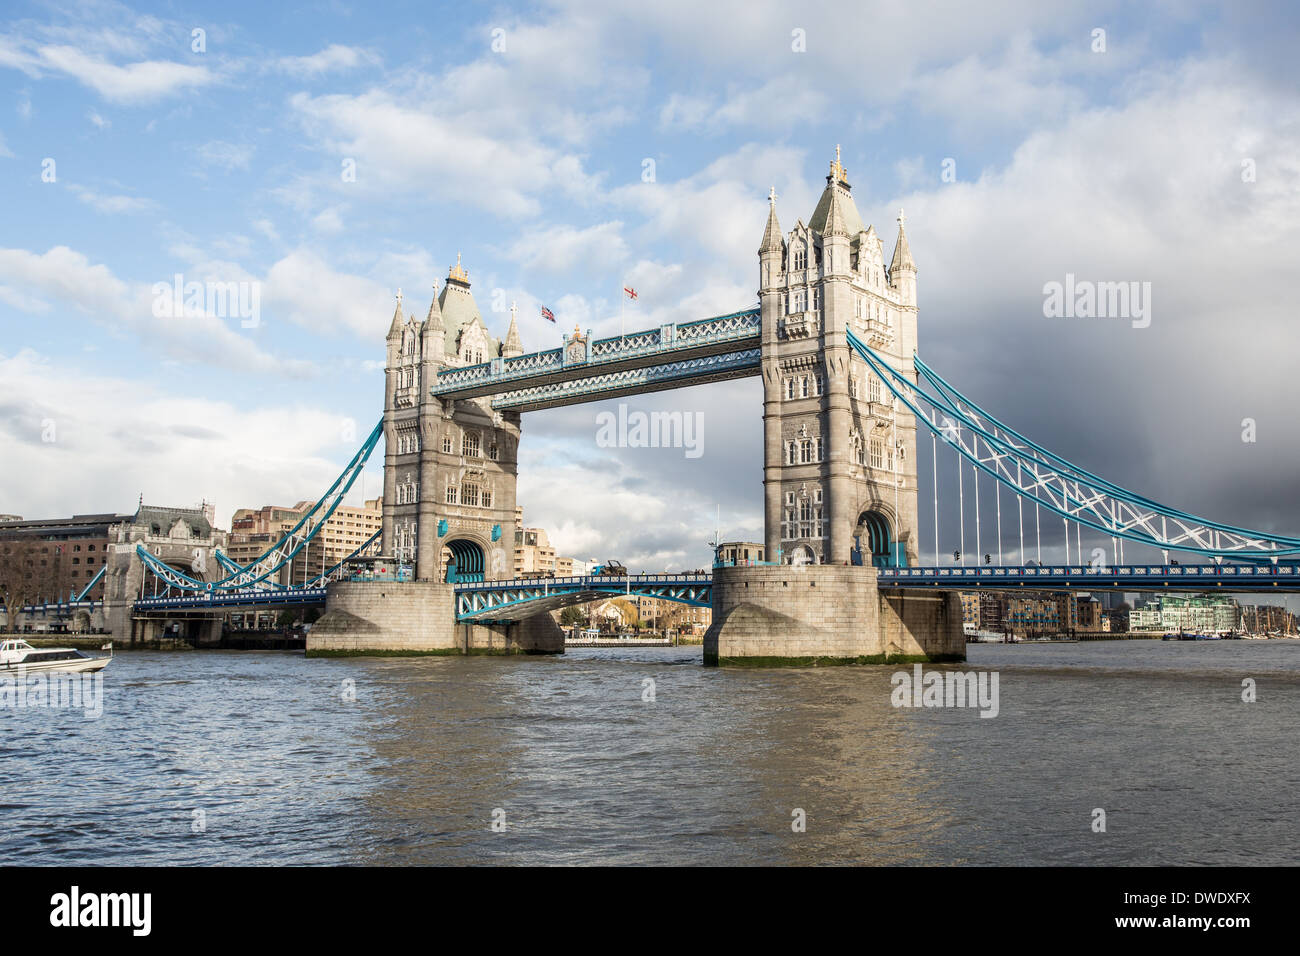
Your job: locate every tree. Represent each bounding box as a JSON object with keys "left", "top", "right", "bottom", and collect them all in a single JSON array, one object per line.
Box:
[
  {"left": 559, "top": 605, "right": 587, "bottom": 627},
  {"left": 609, "top": 598, "right": 639, "bottom": 628},
  {"left": 0, "top": 545, "right": 31, "bottom": 629}
]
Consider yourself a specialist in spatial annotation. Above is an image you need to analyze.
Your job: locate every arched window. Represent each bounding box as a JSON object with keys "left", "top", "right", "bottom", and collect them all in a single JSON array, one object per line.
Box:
[
  {"left": 786, "top": 378, "right": 796, "bottom": 400},
  {"left": 800, "top": 439, "right": 813, "bottom": 464},
  {"left": 793, "top": 247, "right": 807, "bottom": 270},
  {"left": 800, "top": 376, "right": 809, "bottom": 398}
]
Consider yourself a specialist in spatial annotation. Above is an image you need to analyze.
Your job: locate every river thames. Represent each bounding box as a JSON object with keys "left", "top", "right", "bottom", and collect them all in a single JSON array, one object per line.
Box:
[{"left": 3, "top": 640, "right": 1298, "bottom": 866}]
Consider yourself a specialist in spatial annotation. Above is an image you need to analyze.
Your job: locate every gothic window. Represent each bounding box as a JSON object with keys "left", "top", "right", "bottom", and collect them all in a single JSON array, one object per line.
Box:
[
  {"left": 482, "top": 489, "right": 492, "bottom": 509},
  {"left": 442, "top": 434, "right": 453, "bottom": 454},
  {"left": 462, "top": 432, "right": 481, "bottom": 458},
  {"left": 870, "top": 437, "right": 884, "bottom": 470},
  {"left": 462, "top": 484, "right": 480, "bottom": 507},
  {"left": 869, "top": 374, "right": 882, "bottom": 404},
  {"left": 799, "top": 497, "right": 814, "bottom": 537},
  {"left": 811, "top": 287, "right": 821, "bottom": 315},
  {"left": 786, "top": 440, "right": 797, "bottom": 465},
  {"left": 800, "top": 439, "right": 813, "bottom": 464},
  {"left": 814, "top": 437, "right": 824, "bottom": 461},
  {"left": 793, "top": 247, "right": 807, "bottom": 271},
  {"left": 800, "top": 376, "right": 810, "bottom": 399},
  {"left": 488, "top": 443, "right": 499, "bottom": 461},
  {"left": 791, "top": 289, "right": 806, "bottom": 313},
  {"left": 786, "top": 378, "right": 796, "bottom": 400},
  {"left": 446, "top": 485, "right": 457, "bottom": 505},
  {"left": 814, "top": 374, "right": 824, "bottom": 396},
  {"left": 849, "top": 376, "right": 858, "bottom": 399}
]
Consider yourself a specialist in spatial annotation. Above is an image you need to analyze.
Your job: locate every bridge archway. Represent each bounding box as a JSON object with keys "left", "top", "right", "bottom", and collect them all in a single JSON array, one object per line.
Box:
[
  {"left": 787, "top": 544, "right": 817, "bottom": 566},
  {"left": 855, "top": 510, "right": 899, "bottom": 568},
  {"left": 442, "top": 539, "right": 485, "bottom": 583}
]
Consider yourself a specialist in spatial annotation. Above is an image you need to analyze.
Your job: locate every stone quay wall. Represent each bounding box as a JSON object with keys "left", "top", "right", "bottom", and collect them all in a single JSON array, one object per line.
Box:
[
  {"left": 703, "top": 564, "right": 964, "bottom": 666},
  {"left": 306, "top": 580, "right": 563, "bottom": 656}
]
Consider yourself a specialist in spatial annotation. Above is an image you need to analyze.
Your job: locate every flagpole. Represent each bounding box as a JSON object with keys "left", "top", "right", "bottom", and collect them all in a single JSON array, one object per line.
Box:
[{"left": 620, "top": 280, "right": 625, "bottom": 342}]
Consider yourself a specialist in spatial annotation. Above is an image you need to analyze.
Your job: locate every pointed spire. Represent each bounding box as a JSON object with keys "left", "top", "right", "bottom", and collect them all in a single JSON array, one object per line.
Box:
[
  {"left": 387, "top": 288, "right": 405, "bottom": 338},
  {"left": 424, "top": 281, "right": 443, "bottom": 330},
  {"left": 502, "top": 300, "right": 523, "bottom": 357},
  {"left": 759, "top": 186, "right": 784, "bottom": 254},
  {"left": 824, "top": 189, "right": 850, "bottom": 238},
  {"left": 890, "top": 208, "right": 916, "bottom": 273}
]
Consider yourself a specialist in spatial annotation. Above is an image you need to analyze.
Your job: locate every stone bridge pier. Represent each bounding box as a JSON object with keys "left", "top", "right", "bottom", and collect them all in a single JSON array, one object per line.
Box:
[{"left": 704, "top": 565, "right": 964, "bottom": 665}]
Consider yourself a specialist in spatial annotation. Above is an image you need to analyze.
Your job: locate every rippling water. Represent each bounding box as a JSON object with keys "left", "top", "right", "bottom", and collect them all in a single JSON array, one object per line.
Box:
[{"left": 3, "top": 640, "right": 1299, "bottom": 865}]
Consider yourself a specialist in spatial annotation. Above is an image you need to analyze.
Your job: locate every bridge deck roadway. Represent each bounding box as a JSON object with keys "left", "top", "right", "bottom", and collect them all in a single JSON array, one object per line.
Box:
[{"left": 428, "top": 310, "right": 761, "bottom": 411}]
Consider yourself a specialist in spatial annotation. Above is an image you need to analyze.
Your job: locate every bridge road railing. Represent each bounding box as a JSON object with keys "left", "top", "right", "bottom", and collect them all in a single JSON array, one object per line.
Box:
[
  {"left": 454, "top": 572, "right": 714, "bottom": 621},
  {"left": 430, "top": 309, "right": 761, "bottom": 400},
  {"left": 879, "top": 564, "right": 1300, "bottom": 591}
]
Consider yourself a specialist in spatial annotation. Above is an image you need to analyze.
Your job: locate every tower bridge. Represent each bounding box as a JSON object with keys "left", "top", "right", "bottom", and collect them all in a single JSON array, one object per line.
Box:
[{"left": 68, "top": 148, "right": 1300, "bottom": 662}]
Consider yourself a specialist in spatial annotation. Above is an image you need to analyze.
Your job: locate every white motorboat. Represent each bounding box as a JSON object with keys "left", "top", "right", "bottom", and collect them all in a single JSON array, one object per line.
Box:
[{"left": 0, "top": 639, "right": 111, "bottom": 674}]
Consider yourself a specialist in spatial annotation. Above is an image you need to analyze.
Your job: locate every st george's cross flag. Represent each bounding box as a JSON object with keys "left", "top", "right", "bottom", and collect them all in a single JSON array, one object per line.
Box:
[{"left": 623, "top": 286, "right": 637, "bottom": 300}]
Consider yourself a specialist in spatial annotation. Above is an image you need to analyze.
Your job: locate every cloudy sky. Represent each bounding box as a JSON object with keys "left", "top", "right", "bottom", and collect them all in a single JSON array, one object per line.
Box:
[{"left": 1, "top": 0, "right": 1298, "bottom": 570}]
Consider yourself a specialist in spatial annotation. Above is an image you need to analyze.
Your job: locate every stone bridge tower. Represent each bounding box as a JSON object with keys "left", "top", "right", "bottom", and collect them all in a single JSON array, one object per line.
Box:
[
  {"left": 382, "top": 257, "right": 523, "bottom": 582},
  {"left": 759, "top": 150, "right": 920, "bottom": 567}
]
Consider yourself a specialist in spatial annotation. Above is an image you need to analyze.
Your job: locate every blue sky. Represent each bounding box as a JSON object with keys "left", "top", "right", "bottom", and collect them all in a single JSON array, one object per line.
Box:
[{"left": 2, "top": 0, "right": 1299, "bottom": 569}]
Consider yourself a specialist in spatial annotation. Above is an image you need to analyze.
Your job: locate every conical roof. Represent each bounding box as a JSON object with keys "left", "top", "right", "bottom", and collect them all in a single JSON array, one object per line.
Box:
[
  {"left": 503, "top": 303, "right": 523, "bottom": 355},
  {"left": 423, "top": 283, "right": 443, "bottom": 333},
  {"left": 890, "top": 211, "right": 916, "bottom": 274},
  {"left": 759, "top": 190, "right": 783, "bottom": 254},
  {"left": 823, "top": 189, "right": 850, "bottom": 238},
  {"left": 386, "top": 290, "right": 405, "bottom": 338}
]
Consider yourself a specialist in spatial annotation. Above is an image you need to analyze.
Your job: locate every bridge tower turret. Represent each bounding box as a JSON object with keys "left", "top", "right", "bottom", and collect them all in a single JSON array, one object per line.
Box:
[
  {"left": 759, "top": 187, "right": 787, "bottom": 563},
  {"left": 758, "top": 148, "right": 921, "bottom": 568},
  {"left": 381, "top": 258, "right": 523, "bottom": 583}
]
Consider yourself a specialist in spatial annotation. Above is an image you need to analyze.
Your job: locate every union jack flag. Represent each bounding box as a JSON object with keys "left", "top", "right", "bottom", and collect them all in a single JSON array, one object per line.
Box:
[
  {"left": 540, "top": 306, "right": 555, "bottom": 323},
  {"left": 623, "top": 286, "right": 637, "bottom": 300}
]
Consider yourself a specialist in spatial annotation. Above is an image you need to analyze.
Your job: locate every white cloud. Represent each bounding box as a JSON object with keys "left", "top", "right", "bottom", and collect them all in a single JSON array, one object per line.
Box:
[
  {"left": 0, "top": 245, "right": 308, "bottom": 375},
  {"left": 27, "top": 44, "right": 215, "bottom": 103},
  {"left": 289, "top": 90, "right": 600, "bottom": 217},
  {"left": 0, "top": 348, "right": 377, "bottom": 528},
  {"left": 262, "top": 249, "right": 393, "bottom": 338},
  {"left": 505, "top": 221, "right": 627, "bottom": 273},
  {"left": 194, "top": 140, "right": 254, "bottom": 171},
  {"left": 272, "top": 44, "right": 377, "bottom": 77},
  {"left": 71, "top": 185, "right": 154, "bottom": 214}
]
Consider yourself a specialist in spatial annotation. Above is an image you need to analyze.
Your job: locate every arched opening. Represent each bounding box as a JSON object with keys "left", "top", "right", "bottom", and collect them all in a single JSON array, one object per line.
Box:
[
  {"left": 855, "top": 510, "right": 901, "bottom": 568},
  {"left": 788, "top": 544, "right": 816, "bottom": 566},
  {"left": 442, "top": 538, "right": 485, "bottom": 583}
]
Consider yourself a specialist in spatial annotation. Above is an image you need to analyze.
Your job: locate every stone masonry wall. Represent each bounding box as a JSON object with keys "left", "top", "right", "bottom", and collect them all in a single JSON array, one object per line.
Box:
[
  {"left": 704, "top": 564, "right": 963, "bottom": 665},
  {"left": 306, "top": 580, "right": 562, "bottom": 655}
]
